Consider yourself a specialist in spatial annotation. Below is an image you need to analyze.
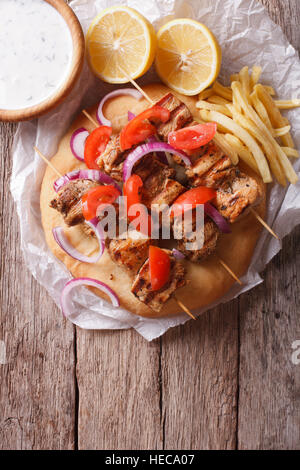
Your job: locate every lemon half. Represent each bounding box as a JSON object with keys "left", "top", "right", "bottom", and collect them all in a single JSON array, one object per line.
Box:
[
  {"left": 155, "top": 19, "right": 222, "bottom": 96},
  {"left": 86, "top": 6, "right": 157, "bottom": 84}
]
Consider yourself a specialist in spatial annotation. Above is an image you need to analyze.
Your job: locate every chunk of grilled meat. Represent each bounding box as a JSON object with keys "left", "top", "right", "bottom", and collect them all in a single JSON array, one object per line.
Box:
[
  {"left": 106, "top": 233, "right": 151, "bottom": 273},
  {"left": 175, "top": 216, "right": 220, "bottom": 263},
  {"left": 215, "top": 173, "right": 263, "bottom": 223},
  {"left": 131, "top": 250, "right": 186, "bottom": 312},
  {"left": 186, "top": 142, "right": 232, "bottom": 187},
  {"left": 186, "top": 143, "right": 263, "bottom": 223},
  {"left": 140, "top": 164, "right": 185, "bottom": 210},
  {"left": 50, "top": 179, "right": 99, "bottom": 226},
  {"left": 96, "top": 131, "right": 175, "bottom": 183},
  {"left": 134, "top": 153, "right": 175, "bottom": 182},
  {"left": 96, "top": 134, "right": 127, "bottom": 182},
  {"left": 152, "top": 93, "right": 193, "bottom": 141}
]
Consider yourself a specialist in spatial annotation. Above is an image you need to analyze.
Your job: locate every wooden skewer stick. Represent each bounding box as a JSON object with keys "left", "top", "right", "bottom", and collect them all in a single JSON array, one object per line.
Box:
[
  {"left": 118, "top": 65, "right": 155, "bottom": 105},
  {"left": 82, "top": 109, "right": 98, "bottom": 128},
  {"left": 175, "top": 296, "right": 196, "bottom": 320},
  {"left": 34, "top": 146, "right": 63, "bottom": 178},
  {"left": 250, "top": 208, "right": 279, "bottom": 240},
  {"left": 218, "top": 257, "right": 242, "bottom": 285}
]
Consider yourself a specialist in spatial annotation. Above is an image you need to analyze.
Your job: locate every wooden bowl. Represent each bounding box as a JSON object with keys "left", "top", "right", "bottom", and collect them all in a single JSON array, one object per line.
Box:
[{"left": 0, "top": 0, "right": 85, "bottom": 122}]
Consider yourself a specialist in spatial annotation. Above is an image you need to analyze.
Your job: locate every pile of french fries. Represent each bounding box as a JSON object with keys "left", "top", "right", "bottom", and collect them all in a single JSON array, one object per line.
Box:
[{"left": 196, "top": 66, "right": 300, "bottom": 186}]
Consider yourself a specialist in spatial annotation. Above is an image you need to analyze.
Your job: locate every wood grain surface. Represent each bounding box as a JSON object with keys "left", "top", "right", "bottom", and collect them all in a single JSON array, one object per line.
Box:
[{"left": 0, "top": 0, "right": 299, "bottom": 450}]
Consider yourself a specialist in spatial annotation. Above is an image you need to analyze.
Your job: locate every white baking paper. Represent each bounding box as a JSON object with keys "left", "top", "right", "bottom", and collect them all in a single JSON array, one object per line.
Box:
[{"left": 10, "top": 0, "right": 300, "bottom": 341}]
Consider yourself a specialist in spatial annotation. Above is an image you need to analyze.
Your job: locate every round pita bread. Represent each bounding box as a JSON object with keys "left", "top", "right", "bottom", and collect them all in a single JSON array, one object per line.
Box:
[{"left": 40, "top": 83, "right": 266, "bottom": 318}]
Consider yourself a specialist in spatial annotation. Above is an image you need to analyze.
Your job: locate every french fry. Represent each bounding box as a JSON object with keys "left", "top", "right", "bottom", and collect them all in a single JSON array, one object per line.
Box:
[
  {"left": 239, "top": 66, "right": 251, "bottom": 98},
  {"left": 213, "top": 132, "right": 239, "bottom": 165},
  {"left": 282, "top": 147, "right": 299, "bottom": 158},
  {"left": 208, "top": 95, "right": 231, "bottom": 105},
  {"left": 224, "top": 133, "right": 259, "bottom": 174},
  {"left": 273, "top": 141, "right": 298, "bottom": 184},
  {"left": 263, "top": 85, "right": 276, "bottom": 96},
  {"left": 196, "top": 100, "right": 232, "bottom": 117},
  {"left": 274, "top": 99, "right": 300, "bottom": 109},
  {"left": 230, "top": 74, "right": 239, "bottom": 83},
  {"left": 198, "top": 88, "right": 214, "bottom": 100},
  {"left": 250, "top": 90, "right": 273, "bottom": 132},
  {"left": 255, "top": 83, "right": 295, "bottom": 148},
  {"left": 233, "top": 92, "right": 242, "bottom": 113},
  {"left": 250, "top": 65, "right": 262, "bottom": 89},
  {"left": 251, "top": 92, "right": 290, "bottom": 138},
  {"left": 199, "top": 108, "right": 272, "bottom": 183},
  {"left": 228, "top": 103, "right": 286, "bottom": 186},
  {"left": 232, "top": 81, "right": 297, "bottom": 184},
  {"left": 212, "top": 81, "right": 233, "bottom": 101},
  {"left": 273, "top": 125, "right": 291, "bottom": 137}
]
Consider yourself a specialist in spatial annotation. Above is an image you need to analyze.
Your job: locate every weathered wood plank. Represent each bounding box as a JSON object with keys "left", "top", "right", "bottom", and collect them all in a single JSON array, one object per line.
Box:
[
  {"left": 238, "top": 0, "right": 300, "bottom": 450},
  {"left": 238, "top": 228, "right": 300, "bottom": 449},
  {"left": 0, "top": 123, "right": 76, "bottom": 450},
  {"left": 162, "top": 303, "right": 239, "bottom": 450},
  {"left": 76, "top": 329, "right": 162, "bottom": 450}
]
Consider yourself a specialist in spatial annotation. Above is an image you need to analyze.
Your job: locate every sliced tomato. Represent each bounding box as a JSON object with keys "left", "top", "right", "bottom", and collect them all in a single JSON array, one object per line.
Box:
[
  {"left": 168, "top": 123, "right": 217, "bottom": 151},
  {"left": 123, "top": 174, "right": 143, "bottom": 210},
  {"left": 120, "top": 105, "right": 170, "bottom": 151},
  {"left": 84, "top": 126, "right": 112, "bottom": 169},
  {"left": 82, "top": 185, "right": 120, "bottom": 221},
  {"left": 123, "top": 174, "right": 151, "bottom": 236},
  {"left": 170, "top": 186, "right": 216, "bottom": 218},
  {"left": 149, "top": 246, "right": 171, "bottom": 291}
]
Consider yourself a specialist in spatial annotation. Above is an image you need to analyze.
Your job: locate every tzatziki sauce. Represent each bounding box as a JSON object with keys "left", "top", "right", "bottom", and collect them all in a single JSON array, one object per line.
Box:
[{"left": 0, "top": 0, "right": 73, "bottom": 110}]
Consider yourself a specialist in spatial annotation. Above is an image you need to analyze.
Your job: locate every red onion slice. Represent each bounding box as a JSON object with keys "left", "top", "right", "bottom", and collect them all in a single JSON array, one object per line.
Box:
[
  {"left": 52, "top": 217, "right": 105, "bottom": 264},
  {"left": 97, "top": 89, "right": 143, "bottom": 126},
  {"left": 123, "top": 142, "right": 191, "bottom": 181},
  {"left": 172, "top": 248, "right": 186, "bottom": 260},
  {"left": 204, "top": 203, "right": 232, "bottom": 233},
  {"left": 53, "top": 169, "right": 122, "bottom": 194},
  {"left": 61, "top": 277, "right": 120, "bottom": 317},
  {"left": 147, "top": 135, "right": 169, "bottom": 165},
  {"left": 70, "top": 128, "right": 89, "bottom": 162},
  {"left": 128, "top": 111, "right": 135, "bottom": 121}
]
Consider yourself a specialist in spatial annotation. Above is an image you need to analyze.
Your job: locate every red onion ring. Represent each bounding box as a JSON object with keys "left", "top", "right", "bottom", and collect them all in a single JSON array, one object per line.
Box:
[
  {"left": 204, "top": 203, "right": 231, "bottom": 233},
  {"left": 61, "top": 277, "right": 120, "bottom": 317},
  {"left": 97, "top": 89, "right": 143, "bottom": 126},
  {"left": 70, "top": 128, "right": 89, "bottom": 162},
  {"left": 123, "top": 142, "right": 191, "bottom": 182},
  {"left": 53, "top": 169, "right": 122, "bottom": 194},
  {"left": 52, "top": 217, "right": 105, "bottom": 264}
]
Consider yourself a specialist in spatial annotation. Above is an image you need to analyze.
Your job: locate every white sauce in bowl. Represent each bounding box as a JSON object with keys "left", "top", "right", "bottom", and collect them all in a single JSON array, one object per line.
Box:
[{"left": 0, "top": 0, "right": 73, "bottom": 110}]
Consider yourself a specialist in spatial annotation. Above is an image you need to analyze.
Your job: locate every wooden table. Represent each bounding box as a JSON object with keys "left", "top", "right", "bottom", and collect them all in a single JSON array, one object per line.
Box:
[{"left": 0, "top": 0, "right": 299, "bottom": 450}]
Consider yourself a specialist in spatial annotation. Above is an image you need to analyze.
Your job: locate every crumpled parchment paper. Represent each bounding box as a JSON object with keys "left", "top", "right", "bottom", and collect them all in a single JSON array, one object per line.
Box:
[{"left": 10, "top": 0, "right": 300, "bottom": 341}]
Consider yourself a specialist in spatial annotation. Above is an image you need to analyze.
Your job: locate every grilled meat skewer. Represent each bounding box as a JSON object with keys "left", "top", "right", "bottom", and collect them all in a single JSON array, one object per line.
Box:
[
  {"left": 174, "top": 214, "right": 220, "bottom": 263},
  {"left": 50, "top": 182, "right": 186, "bottom": 313},
  {"left": 131, "top": 249, "right": 186, "bottom": 312},
  {"left": 50, "top": 179, "right": 99, "bottom": 226},
  {"left": 152, "top": 94, "right": 263, "bottom": 224}
]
